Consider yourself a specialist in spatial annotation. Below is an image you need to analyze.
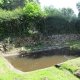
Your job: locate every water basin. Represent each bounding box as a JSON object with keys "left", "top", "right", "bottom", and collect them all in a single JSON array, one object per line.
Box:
[{"left": 5, "top": 55, "right": 75, "bottom": 72}]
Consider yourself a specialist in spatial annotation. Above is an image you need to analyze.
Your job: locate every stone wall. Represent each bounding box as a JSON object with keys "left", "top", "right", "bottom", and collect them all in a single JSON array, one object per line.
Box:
[
  {"left": 0, "top": 34, "right": 80, "bottom": 51},
  {"left": 11, "top": 34, "right": 80, "bottom": 47}
]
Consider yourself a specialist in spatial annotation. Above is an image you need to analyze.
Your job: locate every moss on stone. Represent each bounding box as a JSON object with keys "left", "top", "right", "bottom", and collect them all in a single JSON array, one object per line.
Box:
[{"left": 60, "top": 57, "right": 80, "bottom": 73}]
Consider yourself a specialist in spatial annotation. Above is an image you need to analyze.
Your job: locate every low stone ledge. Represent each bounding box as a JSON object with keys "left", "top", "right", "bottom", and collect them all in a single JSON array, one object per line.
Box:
[
  {"left": 74, "top": 70, "right": 80, "bottom": 78},
  {"left": 19, "top": 46, "right": 80, "bottom": 58}
]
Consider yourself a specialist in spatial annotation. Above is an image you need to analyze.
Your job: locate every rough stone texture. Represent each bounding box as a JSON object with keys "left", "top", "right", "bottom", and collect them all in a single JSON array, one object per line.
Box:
[
  {"left": 0, "top": 42, "right": 13, "bottom": 52},
  {"left": 0, "top": 42, "right": 4, "bottom": 51},
  {"left": 74, "top": 70, "right": 80, "bottom": 78},
  {"left": 0, "top": 34, "right": 80, "bottom": 49},
  {"left": 11, "top": 34, "right": 80, "bottom": 47}
]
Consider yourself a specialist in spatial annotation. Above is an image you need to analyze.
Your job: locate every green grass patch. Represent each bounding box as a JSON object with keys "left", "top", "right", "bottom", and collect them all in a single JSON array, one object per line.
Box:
[
  {"left": 61, "top": 57, "right": 80, "bottom": 73},
  {"left": 24, "top": 45, "right": 50, "bottom": 51},
  {"left": 64, "top": 40, "right": 80, "bottom": 47},
  {"left": 55, "top": 40, "right": 80, "bottom": 50}
]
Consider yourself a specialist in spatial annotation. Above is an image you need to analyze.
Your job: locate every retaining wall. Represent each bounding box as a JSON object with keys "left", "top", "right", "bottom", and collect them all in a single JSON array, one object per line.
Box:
[{"left": 11, "top": 34, "right": 80, "bottom": 47}]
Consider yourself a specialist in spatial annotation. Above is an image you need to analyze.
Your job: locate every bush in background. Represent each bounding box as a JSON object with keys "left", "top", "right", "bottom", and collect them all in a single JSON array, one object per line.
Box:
[{"left": 0, "top": 1, "right": 80, "bottom": 40}]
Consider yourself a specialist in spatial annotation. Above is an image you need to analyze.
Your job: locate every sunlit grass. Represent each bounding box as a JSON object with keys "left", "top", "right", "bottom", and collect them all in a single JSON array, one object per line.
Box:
[
  {"left": 64, "top": 40, "right": 80, "bottom": 49},
  {"left": 64, "top": 40, "right": 80, "bottom": 46},
  {"left": 61, "top": 57, "right": 80, "bottom": 73}
]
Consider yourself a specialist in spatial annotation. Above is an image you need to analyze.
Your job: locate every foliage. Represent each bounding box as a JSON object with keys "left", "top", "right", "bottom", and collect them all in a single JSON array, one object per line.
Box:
[
  {"left": 44, "top": 5, "right": 62, "bottom": 17},
  {"left": 23, "top": 1, "right": 43, "bottom": 17},
  {"left": 60, "top": 8, "right": 74, "bottom": 21},
  {"left": 0, "top": 1, "right": 79, "bottom": 38},
  {"left": 0, "top": 0, "right": 13, "bottom": 10},
  {"left": 78, "top": 12, "right": 80, "bottom": 18},
  {"left": 76, "top": 2, "right": 80, "bottom": 18},
  {"left": 0, "top": 0, "right": 3, "bottom": 4},
  {"left": 0, "top": 8, "right": 23, "bottom": 21},
  {"left": 0, "top": 0, "right": 25, "bottom": 10},
  {"left": 61, "top": 8, "right": 74, "bottom": 17},
  {"left": 76, "top": 2, "right": 80, "bottom": 12},
  {"left": 0, "top": 8, "right": 24, "bottom": 38}
]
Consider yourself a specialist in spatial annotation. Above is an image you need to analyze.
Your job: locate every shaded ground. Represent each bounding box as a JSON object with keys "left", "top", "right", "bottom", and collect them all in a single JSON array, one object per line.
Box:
[{"left": 0, "top": 55, "right": 80, "bottom": 80}]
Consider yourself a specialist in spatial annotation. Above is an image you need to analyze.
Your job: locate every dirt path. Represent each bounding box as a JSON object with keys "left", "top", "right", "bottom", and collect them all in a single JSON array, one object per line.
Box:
[{"left": 2, "top": 52, "right": 19, "bottom": 57}]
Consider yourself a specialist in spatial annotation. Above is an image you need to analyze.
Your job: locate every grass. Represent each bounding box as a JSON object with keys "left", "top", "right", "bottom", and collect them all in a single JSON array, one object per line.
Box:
[
  {"left": 63, "top": 40, "right": 80, "bottom": 47},
  {"left": 54, "top": 40, "right": 80, "bottom": 50},
  {"left": 24, "top": 45, "right": 50, "bottom": 51},
  {"left": 61, "top": 57, "right": 80, "bottom": 73},
  {"left": 0, "top": 56, "right": 80, "bottom": 80}
]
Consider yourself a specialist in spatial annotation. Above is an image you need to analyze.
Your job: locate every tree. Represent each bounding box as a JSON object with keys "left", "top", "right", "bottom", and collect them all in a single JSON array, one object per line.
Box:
[
  {"left": 12, "top": 0, "right": 25, "bottom": 9},
  {"left": 23, "top": 1, "right": 42, "bottom": 16},
  {"left": 44, "top": 5, "right": 61, "bottom": 17},
  {"left": 0, "top": 0, "right": 40, "bottom": 10},
  {"left": 76, "top": 2, "right": 80, "bottom": 12},
  {"left": 0, "top": 0, "right": 13, "bottom": 10},
  {"left": 0, "top": 0, "right": 25, "bottom": 10},
  {"left": 76, "top": 2, "right": 80, "bottom": 18},
  {"left": 61, "top": 8, "right": 74, "bottom": 21}
]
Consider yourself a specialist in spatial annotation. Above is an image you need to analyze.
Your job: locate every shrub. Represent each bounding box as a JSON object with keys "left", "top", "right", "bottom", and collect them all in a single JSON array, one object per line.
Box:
[
  {"left": 0, "top": 8, "right": 24, "bottom": 22},
  {"left": 23, "top": 1, "right": 43, "bottom": 17}
]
